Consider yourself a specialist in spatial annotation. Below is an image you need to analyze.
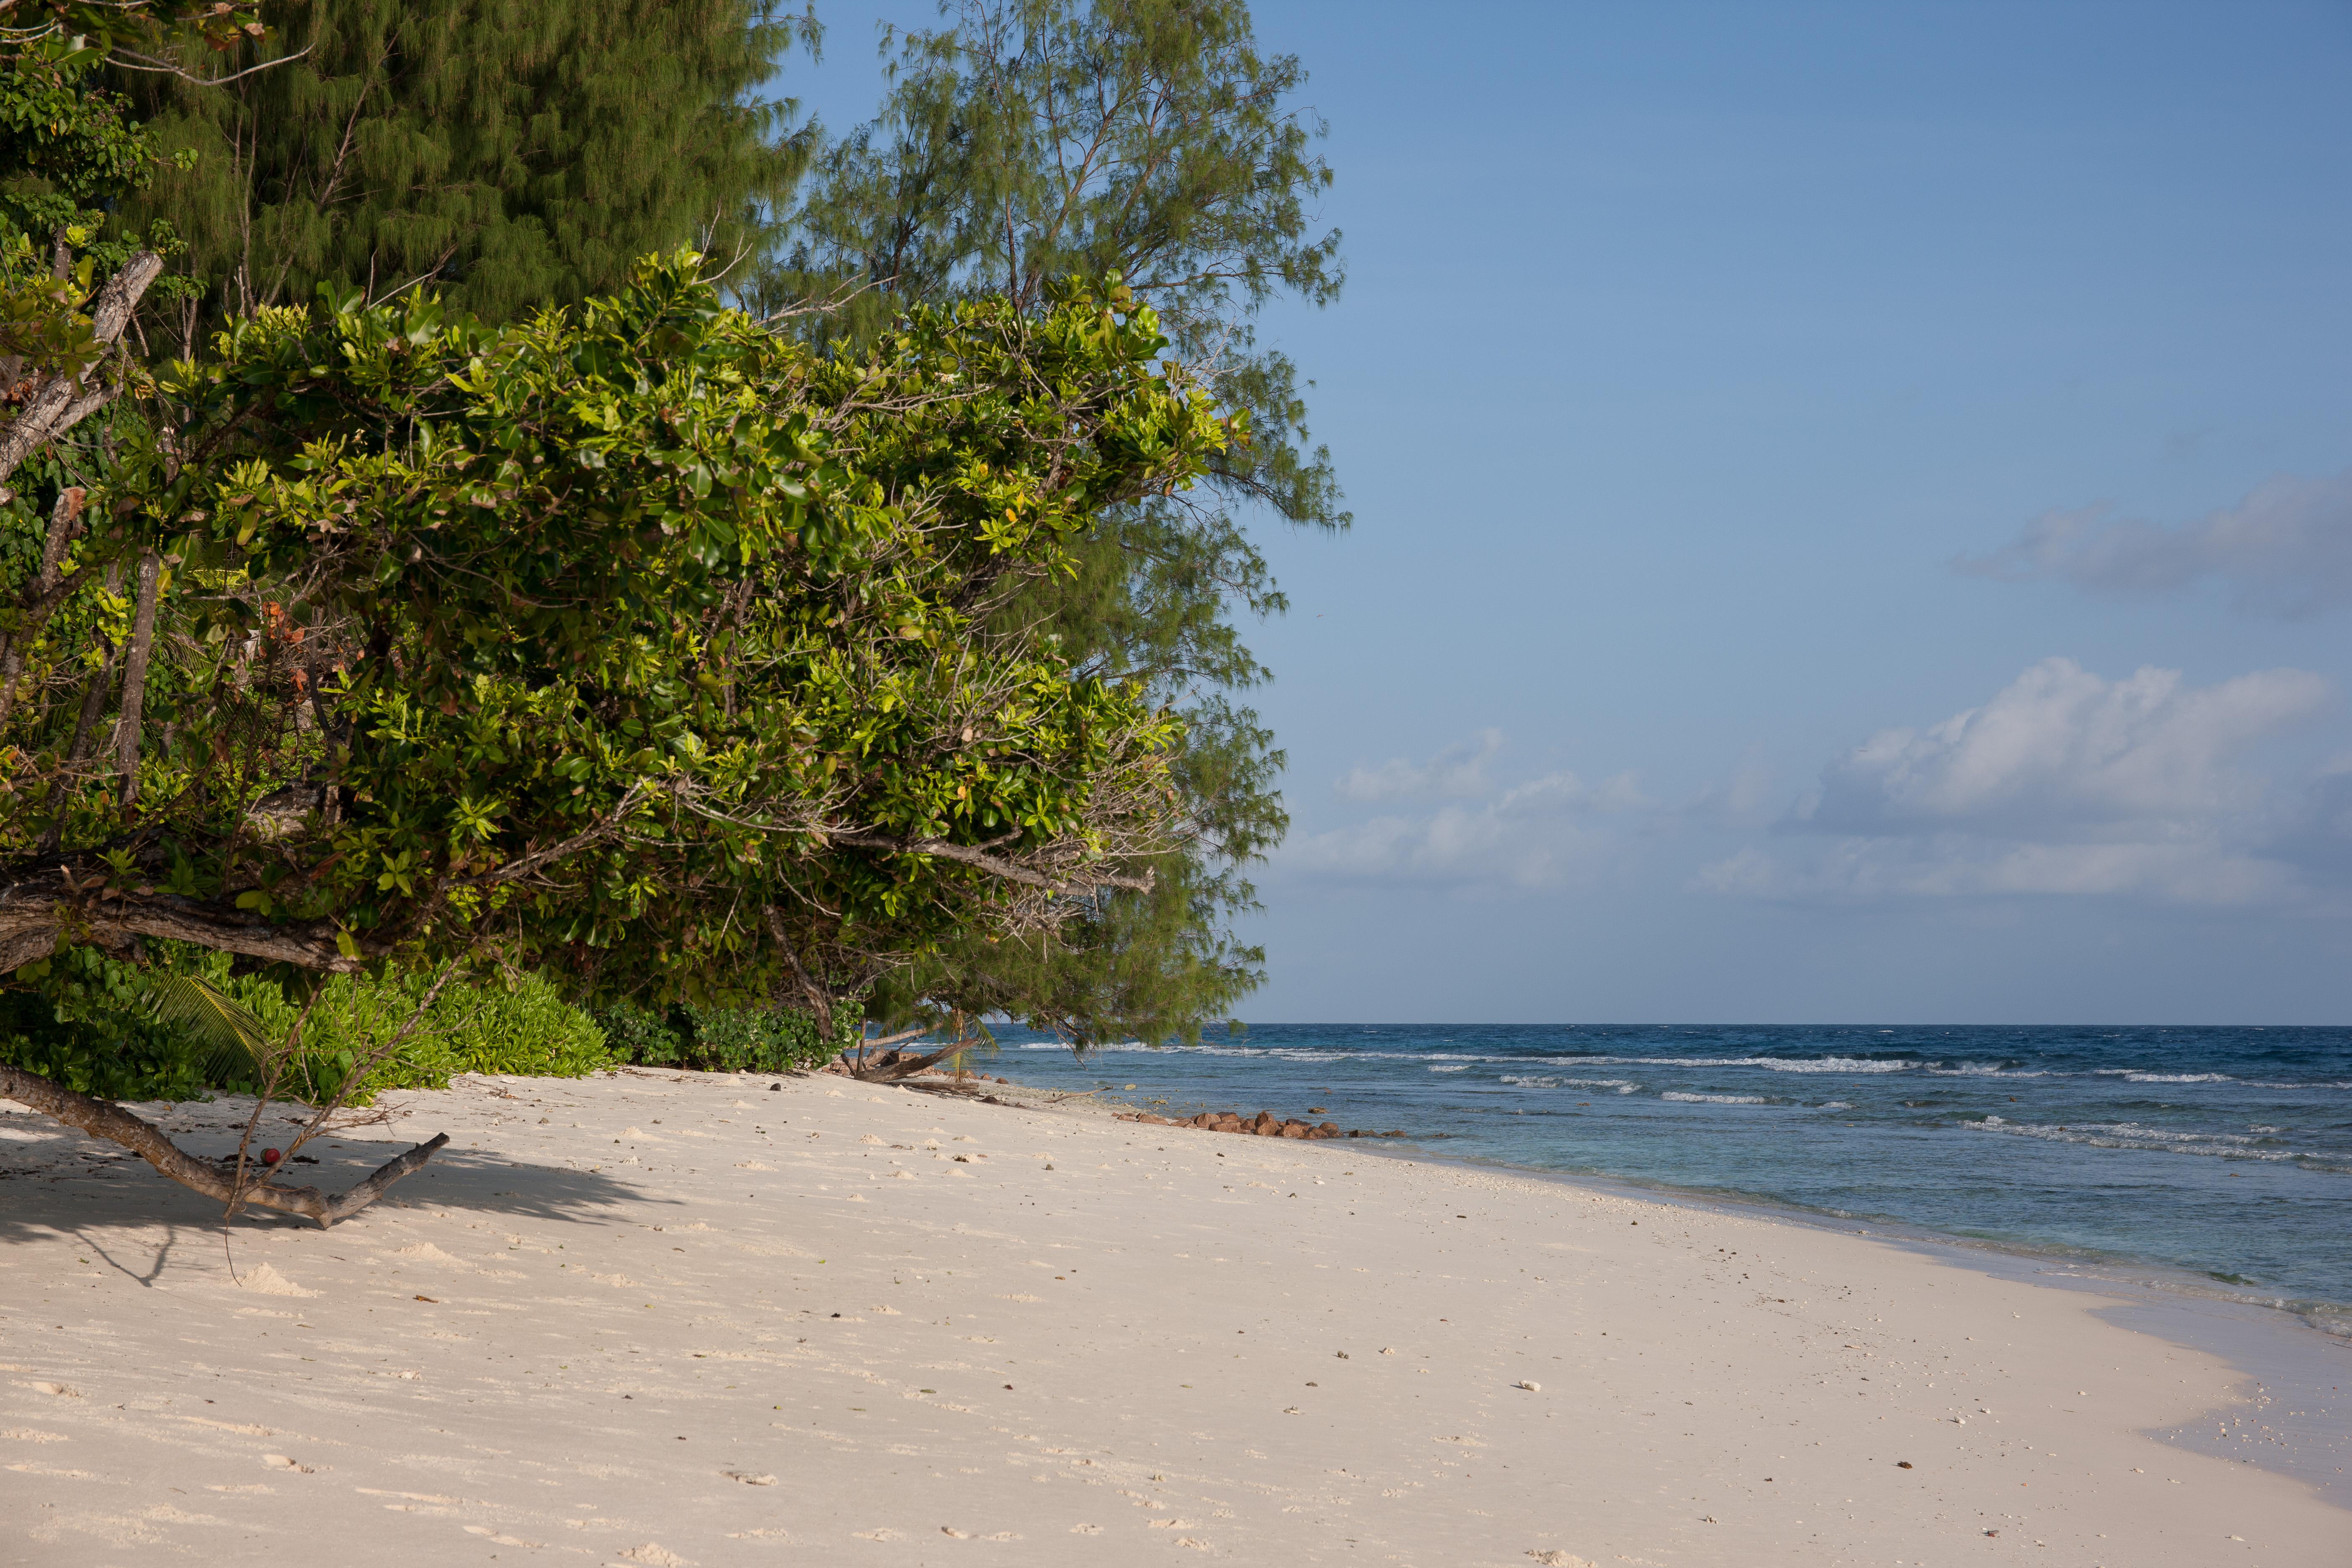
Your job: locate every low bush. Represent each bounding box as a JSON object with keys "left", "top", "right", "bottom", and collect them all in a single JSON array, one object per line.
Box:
[
  {"left": 598, "top": 1001, "right": 854, "bottom": 1074},
  {"left": 2, "top": 943, "right": 849, "bottom": 1103},
  {"left": 225, "top": 969, "right": 614, "bottom": 1102},
  {"left": 1, "top": 945, "right": 614, "bottom": 1104},
  {"left": 0, "top": 946, "right": 218, "bottom": 1101}
]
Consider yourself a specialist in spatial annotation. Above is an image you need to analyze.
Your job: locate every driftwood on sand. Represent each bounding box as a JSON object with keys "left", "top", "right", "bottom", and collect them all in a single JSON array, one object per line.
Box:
[{"left": 0, "top": 1061, "right": 448, "bottom": 1227}]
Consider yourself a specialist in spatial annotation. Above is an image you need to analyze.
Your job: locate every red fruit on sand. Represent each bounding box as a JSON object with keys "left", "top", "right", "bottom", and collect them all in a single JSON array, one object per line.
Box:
[{"left": 260, "top": 1148, "right": 282, "bottom": 1166}]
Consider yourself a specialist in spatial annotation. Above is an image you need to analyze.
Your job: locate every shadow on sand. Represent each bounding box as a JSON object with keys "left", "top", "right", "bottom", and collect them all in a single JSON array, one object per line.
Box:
[{"left": 0, "top": 1127, "right": 662, "bottom": 1277}]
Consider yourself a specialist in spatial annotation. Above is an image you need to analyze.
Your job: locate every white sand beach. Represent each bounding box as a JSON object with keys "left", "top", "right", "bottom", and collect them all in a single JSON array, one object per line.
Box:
[{"left": 1, "top": 1068, "right": 2343, "bottom": 1565}]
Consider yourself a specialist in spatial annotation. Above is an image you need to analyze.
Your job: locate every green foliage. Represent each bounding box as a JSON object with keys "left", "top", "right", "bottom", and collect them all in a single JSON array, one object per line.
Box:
[
  {"left": 143, "top": 969, "right": 273, "bottom": 1086},
  {"left": 0, "top": 14, "right": 205, "bottom": 395},
  {"left": 1, "top": 0, "right": 266, "bottom": 65},
  {"left": 109, "top": 0, "right": 816, "bottom": 349},
  {"left": 0, "top": 944, "right": 611, "bottom": 1102},
  {"left": 5, "top": 255, "right": 1226, "bottom": 1024},
  {"left": 4, "top": 3, "right": 1321, "bottom": 1076},
  {"left": 769, "top": 0, "right": 1339, "bottom": 328},
  {"left": 222, "top": 968, "right": 613, "bottom": 1101},
  {"left": 774, "top": 0, "right": 1344, "bottom": 1043},
  {"left": 597, "top": 1000, "right": 852, "bottom": 1073},
  {"left": 593, "top": 1001, "right": 687, "bottom": 1065},
  {"left": 0, "top": 944, "right": 220, "bottom": 1100}
]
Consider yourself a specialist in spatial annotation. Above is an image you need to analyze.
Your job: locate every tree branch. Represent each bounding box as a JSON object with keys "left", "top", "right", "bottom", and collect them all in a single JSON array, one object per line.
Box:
[
  {"left": 0, "top": 253, "right": 165, "bottom": 485},
  {"left": 0, "top": 1060, "right": 447, "bottom": 1228},
  {"left": 828, "top": 830, "right": 1155, "bottom": 893},
  {"left": 0, "top": 872, "right": 366, "bottom": 972},
  {"left": 0, "top": 486, "right": 87, "bottom": 725},
  {"left": 762, "top": 904, "right": 836, "bottom": 1038},
  {"left": 113, "top": 549, "right": 162, "bottom": 805},
  {"left": 106, "top": 42, "right": 316, "bottom": 87}
]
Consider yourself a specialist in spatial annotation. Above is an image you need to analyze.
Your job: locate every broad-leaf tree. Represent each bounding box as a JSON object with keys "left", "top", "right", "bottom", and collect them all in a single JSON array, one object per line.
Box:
[{"left": 0, "top": 254, "right": 1231, "bottom": 1216}]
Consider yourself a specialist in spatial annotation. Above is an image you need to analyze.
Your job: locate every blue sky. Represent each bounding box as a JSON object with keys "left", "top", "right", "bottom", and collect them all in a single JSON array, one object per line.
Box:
[{"left": 792, "top": 2, "right": 2352, "bottom": 1022}]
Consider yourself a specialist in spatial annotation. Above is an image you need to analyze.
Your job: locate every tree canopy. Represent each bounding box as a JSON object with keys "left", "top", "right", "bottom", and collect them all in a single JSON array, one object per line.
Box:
[
  {"left": 3, "top": 254, "right": 1227, "bottom": 996},
  {"left": 1, "top": 250, "right": 1232, "bottom": 1209},
  {"left": 7, "top": 0, "right": 1346, "bottom": 1069}
]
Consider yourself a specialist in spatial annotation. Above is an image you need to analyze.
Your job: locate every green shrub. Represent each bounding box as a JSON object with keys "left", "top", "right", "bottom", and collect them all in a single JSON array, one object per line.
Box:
[
  {"left": 2, "top": 944, "right": 848, "bottom": 1104},
  {"left": 225, "top": 969, "right": 614, "bottom": 1102},
  {"left": 0, "top": 946, "right": 244, "bottom": 1102},
  {"left": 598, "top": 1001, "right": 854, "bottom": 1074},
  {"left": 595, "top": 1001, "right": 690, "bottom": 1066}
]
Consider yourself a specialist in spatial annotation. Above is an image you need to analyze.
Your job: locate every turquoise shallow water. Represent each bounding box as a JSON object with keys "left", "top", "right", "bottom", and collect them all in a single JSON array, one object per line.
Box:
[{"left": 976, "top": 1023, "right": 2352, "bottom": 1335}]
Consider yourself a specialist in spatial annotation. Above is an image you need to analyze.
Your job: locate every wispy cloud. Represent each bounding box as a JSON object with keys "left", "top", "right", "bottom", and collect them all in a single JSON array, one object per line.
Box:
[
  {"left": 1955, "top": 470, "right": 2352, "bottom": 618},
  {"left": 1334, "top": 729, "right": 1504, "bottom": 802},
  {"left": 1293, "top": 733, "right": 1651, "bottom": 890}
]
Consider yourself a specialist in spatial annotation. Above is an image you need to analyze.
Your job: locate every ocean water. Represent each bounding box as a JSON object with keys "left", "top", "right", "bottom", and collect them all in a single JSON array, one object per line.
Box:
[{"left": 977, "top": 1023, "right": 2352, "bottom": 1335}]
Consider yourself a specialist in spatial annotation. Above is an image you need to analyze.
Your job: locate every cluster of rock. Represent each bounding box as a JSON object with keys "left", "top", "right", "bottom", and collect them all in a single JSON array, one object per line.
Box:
[{"left": 1119, "top": 1109, "right": 1406, "bottom": 1140}]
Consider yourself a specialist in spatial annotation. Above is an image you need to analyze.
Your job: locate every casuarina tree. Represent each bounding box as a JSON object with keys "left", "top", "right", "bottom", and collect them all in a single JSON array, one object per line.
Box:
[
  {"left": 107, "top": 0, "right": 816, "bottom": 349},
  {"left": 766, "top": 0, "right": 1344, "bottom": 1048}
]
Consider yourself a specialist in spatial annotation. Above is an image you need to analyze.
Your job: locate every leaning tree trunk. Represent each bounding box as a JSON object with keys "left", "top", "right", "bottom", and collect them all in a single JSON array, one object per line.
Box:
[
  {"left": 0, "top": 253, "right": 163, "bottom": 486},
  {"left": 0, "top": 1061, "right": 448, "bottom": 1227}
]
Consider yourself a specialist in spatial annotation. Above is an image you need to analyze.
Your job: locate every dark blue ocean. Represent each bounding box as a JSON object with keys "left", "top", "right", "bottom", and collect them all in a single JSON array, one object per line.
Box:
[{"left": 982, "top": 1024, "right": 2352, "bottom": 1335}]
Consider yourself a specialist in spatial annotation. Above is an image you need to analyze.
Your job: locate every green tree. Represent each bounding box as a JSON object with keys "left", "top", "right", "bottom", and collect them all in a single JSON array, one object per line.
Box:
[
  {"left": 108, "top": 0, "right": 816, "bottom": 350},
  {"left": 0, "top": 254, "right": 1230, "bottom": 1217},
  {"left": 770, "top": 0, "right": 1344, "bottom": 1047}
]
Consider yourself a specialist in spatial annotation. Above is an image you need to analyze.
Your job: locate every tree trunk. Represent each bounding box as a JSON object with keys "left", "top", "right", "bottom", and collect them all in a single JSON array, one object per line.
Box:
[
  {"left": 763, "top": 905, "right": 836, "bottom": 1039},
  {"left": 844, "top": 1028, "right": 968, "bottom": 1082},
  {"left": 114, "top": 549, "right": 163, "bottom": 806},
  {"left": 0, "top": 1060, "right": 448, "bottom": 1227}
]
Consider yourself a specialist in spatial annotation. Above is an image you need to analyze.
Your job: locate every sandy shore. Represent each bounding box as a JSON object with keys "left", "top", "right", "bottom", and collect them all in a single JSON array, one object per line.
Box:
[{"left": 1, "top": 1067, "right": 2343, "bottom": 1565}]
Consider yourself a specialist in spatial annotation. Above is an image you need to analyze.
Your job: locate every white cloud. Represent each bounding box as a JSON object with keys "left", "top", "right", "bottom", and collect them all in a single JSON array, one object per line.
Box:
[
  {"left": 1798, "top": 657, "right": 2329, "bottom": 836},
  {"left": 1707, "top": 658, "right": 2336, "bottom": 908},
  {"left": 1955, "top": 470, "right": 2352, "bottom": 618},
  {"left": 1335, "top": 729, "right": 1503, "bottom": 802}
]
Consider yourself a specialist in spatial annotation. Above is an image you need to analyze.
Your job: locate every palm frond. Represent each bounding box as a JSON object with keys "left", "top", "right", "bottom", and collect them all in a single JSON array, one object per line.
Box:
[{"left": 144, "top": 974, "right": 277, "bottom": 1086}]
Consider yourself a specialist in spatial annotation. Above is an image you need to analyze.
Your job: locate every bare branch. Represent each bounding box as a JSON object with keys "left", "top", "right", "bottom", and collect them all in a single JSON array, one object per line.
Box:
[
  {"left": 106, "top": 42, "right": 315, "bottom": 86},
  {"left": 828, "top": 830, "right": 1155, "bottom": 893},
  {"left": 0, "top": 1060, "right": 448, "bottom": 1228},
  {"left": 114, "top": 550, "right": 163, "bottom": 806}
]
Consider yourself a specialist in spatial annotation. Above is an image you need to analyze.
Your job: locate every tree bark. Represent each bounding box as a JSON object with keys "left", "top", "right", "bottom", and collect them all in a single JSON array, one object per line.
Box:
[
  {"left": 0, "top": 866, "right": 366, "bottom": 974},
  {"left": 0, "top": 1060, "right": 448, "bottom": 1227},
  {"left": 113, "top": 550, "right": 163, "bottom": 805},
  {"left": 835, "top": 1026, "right": 957, "bottom": 1081},
  {"left": 851, "top": 1038, "right": 974, "bottom": 1082},
  {"left": 0, "top": 253, "right": 164, "bottom": 485},
  {"left": 763, "top": 905, "right": 836, "bottom": 1039}
]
